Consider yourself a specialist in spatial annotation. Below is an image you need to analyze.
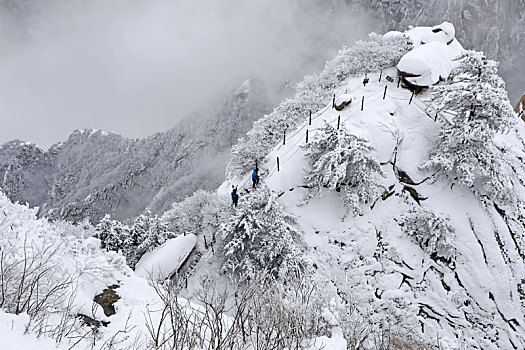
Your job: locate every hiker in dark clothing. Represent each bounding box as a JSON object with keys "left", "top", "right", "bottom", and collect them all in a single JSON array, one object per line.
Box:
[
  {"left": 252, "top": 168, "right": 258, "bottom": 189},
  {"left": 231, "top": 186, "right": 239, "bottom": 207}
]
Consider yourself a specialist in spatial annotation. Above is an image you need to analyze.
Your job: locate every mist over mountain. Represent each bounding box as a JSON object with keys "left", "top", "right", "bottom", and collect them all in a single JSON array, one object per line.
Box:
[
  {"left": 0, "top": 0, "right": 374, "bottom": 148},
  {"left": 0, "top": 79, "right": 273, "bottom": 222}
]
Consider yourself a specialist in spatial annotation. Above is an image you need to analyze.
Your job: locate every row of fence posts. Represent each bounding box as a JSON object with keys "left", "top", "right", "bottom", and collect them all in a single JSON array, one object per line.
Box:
[
  {"left": 197, "top": 75, "right": 427, "bottom": 254},
  {"left": 273, "top": 73, "right": 418, "bottom": 174}
]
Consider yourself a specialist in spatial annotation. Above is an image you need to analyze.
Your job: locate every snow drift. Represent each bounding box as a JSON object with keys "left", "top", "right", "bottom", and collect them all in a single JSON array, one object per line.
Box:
[{"left": 135, "top": 234, "right": 197, "bottom": 281}]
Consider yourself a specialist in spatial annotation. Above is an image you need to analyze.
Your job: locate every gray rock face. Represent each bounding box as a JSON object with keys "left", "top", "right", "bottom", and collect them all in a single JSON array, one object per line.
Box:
[
  {"left": 0, "top": 79, "right": 273, "bottom": 223},
  {"left": 356, "top": 0, "right": 525, "bottom": 102}
]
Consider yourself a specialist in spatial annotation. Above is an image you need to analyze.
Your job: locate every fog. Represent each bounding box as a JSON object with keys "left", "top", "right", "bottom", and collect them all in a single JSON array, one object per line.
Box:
[{"left": 0, "top": 0, "right": 375, "bottom": 148}]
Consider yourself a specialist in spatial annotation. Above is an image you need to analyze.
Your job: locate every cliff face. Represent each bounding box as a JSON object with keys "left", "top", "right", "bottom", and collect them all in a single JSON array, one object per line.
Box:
[{"left": 355, "top": 0, "right": 525, "bottom": 102}]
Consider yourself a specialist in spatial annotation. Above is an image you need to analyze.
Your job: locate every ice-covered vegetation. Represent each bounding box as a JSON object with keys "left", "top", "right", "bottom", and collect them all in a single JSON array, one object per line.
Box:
[
  {"left": 422, "top": 50, "right": 518, "bottom": 208},
  {"left": 302, "top": 121, "right": 384, "bottom": 216},
  {"left": 399, "top": 206, "right": 456, "bottom": 261},
  {"left": 219, "top": 186, "right": 304, "bottom": 278}
]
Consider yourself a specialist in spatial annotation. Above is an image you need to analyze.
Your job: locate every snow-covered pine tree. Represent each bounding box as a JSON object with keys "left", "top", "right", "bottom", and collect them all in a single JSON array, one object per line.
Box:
[
  {"left": 162, "top": 190, "right": 228, "bottom": 237},
  {"left": 399, "top": 206, "right": 456, "bottom": 261},
  {"left": 423, "top": 50, "right": 518, "bottom": 208},
  {"left": 95, "top": 214, "right": 129, "bottom": 253},
  {"left": 145, "top": 214, "right": 171, "bottom": 248},
  {"left": 220, "top": 186, "right": 303, "bottom": 278},
  {"left": 132, "top": 209, "right": 172, "bottom": 268},
  {"left": 95, "top": 209, "right": 175, "bottom": 269},
  {"left": 124, "top": 211, "right": 151, "bottom": 267},
  {"left": 302, "top": 121, "right": 384, "bottom": 216}
]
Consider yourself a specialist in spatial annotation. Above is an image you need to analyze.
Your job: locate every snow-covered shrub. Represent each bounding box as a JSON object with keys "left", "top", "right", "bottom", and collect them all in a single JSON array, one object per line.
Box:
[
  {"left": 95, "top": 209, "right": 173, "bottom": 268},
  {"left": 219, "top": 186, "right": 303, "bottom": 277},
  {"left": 227, "top": 33, "right": 412, "bottom": 178},
  {"left": 422, "top": 50, "right": 517, "bottom": 207},
  {"left": 320, "top": 33, "right": 412, "bottom": 85},
  {"left": 147, "top": 271, "right": 335, "bottom": 349},
  {"left": 0, "top": 237, "right": 74, "bottom": 318},
  {"left": 302, "top": 122, "right": 384, "bottom": 216},
  {"left": 161, "top": 189, "right": 229, "bottom": 237},
  {"left": 399, "top": 207, "right": 455, "bottom": 261},
  {"left": 0, "top": 191, "right": 132, "bottom": 344}
]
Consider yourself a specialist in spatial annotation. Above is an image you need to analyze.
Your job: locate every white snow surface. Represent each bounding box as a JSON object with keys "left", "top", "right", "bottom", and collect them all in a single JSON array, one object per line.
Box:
[
  {"left": 397, "top": 41, "right": 463, "bottom": 87},
  {"left": 135, "top": 234, "right": 197, "bottom": 281},
  {"left": 249, "top": 65, "right": 525, "bottom": 348},
  {"left": 0, "top": 311, "right": 62, "bottom": 350},
  {"left": 0, "top": 191, "right": 187, "bottom": 349}
]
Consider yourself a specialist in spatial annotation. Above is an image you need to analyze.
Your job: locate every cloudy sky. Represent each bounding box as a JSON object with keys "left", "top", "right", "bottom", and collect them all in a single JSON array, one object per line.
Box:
[{"left": 0, "top": 0, "right": 375, "bottom": 148}]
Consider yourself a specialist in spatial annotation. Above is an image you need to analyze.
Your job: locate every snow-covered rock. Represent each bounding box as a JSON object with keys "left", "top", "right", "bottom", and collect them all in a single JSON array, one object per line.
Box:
[
  {"left": 397, "top": 22, "right": 465, "bottom": 88},
  {"left": 421, "top": 22, "right": 455, "bottom": 45},
  {"left": 135, "top": 234, "right": 197, "bottom": 281},
  {"left": 515, "top": 92, "right": 525, "bottom": 117},
  {"left": 406, "top": 22, "right": 463, "bottom": 51},
  {"left": 334, "top": 93, "right": 353, "bottom": 106},
  {"left": 397, "top": 41, "right": 463, "bottom": 87}
]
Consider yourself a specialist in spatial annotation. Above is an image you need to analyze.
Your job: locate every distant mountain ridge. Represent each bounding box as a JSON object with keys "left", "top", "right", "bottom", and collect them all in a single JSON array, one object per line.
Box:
[{"left": 0, "top": 79, "right": 273, "bottom": 223}]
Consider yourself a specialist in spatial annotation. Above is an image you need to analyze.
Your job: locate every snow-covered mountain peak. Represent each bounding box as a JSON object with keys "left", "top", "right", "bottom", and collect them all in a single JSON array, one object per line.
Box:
[{"left": 223, "top": 23, "right": 525, "bottom": 348}]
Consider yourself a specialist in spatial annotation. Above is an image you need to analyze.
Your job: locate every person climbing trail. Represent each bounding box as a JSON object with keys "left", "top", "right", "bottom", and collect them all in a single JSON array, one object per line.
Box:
[
  {"left": 252, "top": 168, "right": 259, "bottom": 189},
  {"left": 231, "top": 186, "right": 239, "bottom": 207}
]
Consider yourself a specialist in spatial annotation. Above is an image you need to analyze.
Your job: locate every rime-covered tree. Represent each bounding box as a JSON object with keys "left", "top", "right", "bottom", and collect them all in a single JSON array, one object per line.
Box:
[
  {"left": 134, "top": 213, "right": 171, "bottom": 263},
  {"left": 220, "top": 186, "right": 303, "bottom": 278},
  {"left": 302, "top": 122, "right": 384, "bottom": 216},
  {"left": 96, "top": 209, "right": 174, "bottom": 269},
  {"left": 399, "top": 206, "right": 456, "bottom": 261},
  {"left": 162, "top": 190, "right": 229, "bottom": 237},
  {"left": 95, "top": 214, "right": 129, "bottom": 253},
  {"left": 423, "top": 50, "right": 518, "bottom": 208}
]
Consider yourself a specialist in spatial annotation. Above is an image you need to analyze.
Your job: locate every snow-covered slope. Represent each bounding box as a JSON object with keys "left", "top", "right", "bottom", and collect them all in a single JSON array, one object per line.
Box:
[
  {"left": 0, "top": 191, "right": 152, "bottom": 348},
  {"left": 224, "top": 28, "right": 525, "bottom": 348}
]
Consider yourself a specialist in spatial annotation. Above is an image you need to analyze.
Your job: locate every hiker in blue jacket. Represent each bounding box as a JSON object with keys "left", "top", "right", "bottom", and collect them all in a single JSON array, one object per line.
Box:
[
  {"left": 252, "top": 168, "right": 259, "bottom": 189},
  {"left": 231, "top": 186, "right": 239, "bottom": 207}
]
